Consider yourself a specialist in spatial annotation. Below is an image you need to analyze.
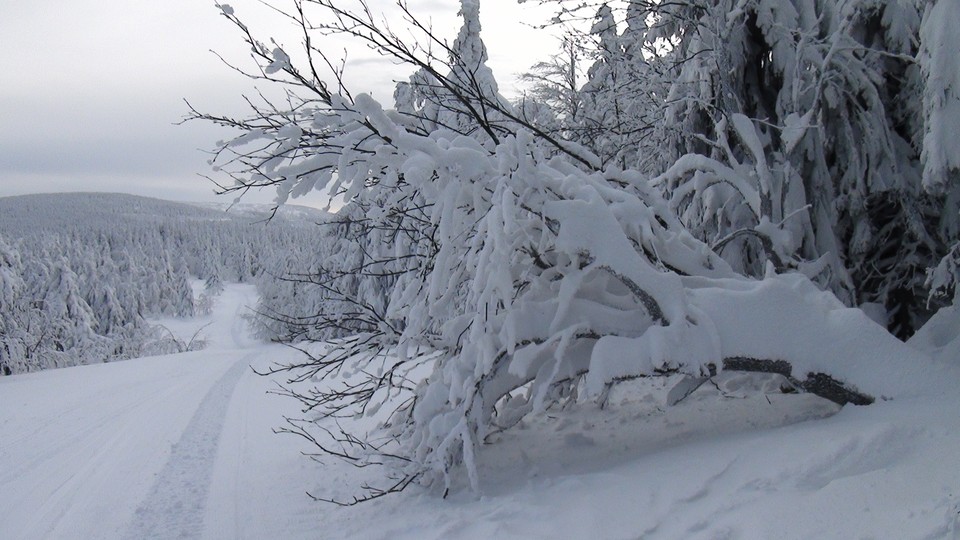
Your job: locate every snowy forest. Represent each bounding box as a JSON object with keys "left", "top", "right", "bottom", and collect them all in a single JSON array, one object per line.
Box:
[
  {"left": 5, "top": 0, "right": 960, "bottom": 533},
  {"left": 0, "top": 193, "right": 318, "bottom": 375},
  {"left": 182, "top": 0, "right": 960, "bottom": 505}
]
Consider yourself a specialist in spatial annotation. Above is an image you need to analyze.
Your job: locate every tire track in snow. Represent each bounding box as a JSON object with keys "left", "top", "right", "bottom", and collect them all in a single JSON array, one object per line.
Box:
[{"left": 125, "top": 352, "right": 253, "bottom": 539}]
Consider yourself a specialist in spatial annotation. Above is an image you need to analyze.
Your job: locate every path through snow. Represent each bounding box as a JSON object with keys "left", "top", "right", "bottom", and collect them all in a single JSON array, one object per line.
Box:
[
  {"left": 0, "top": 285, "right": 323, "bottom": 539},
  {"left": 126, "top": 352, "right": 253, "bottom": 539}
]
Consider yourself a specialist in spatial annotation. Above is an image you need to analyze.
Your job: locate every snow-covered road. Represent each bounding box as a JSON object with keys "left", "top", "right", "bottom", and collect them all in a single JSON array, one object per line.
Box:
[{"left": 0, "top": 286, "right": 323, "bottom": 539}]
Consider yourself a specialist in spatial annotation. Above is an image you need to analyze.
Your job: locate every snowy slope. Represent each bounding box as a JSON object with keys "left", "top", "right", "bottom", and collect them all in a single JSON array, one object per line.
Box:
[
  {"left": 2, "top": 285, "right": 958, "bottom": 539},
  {"left": 0, "top": 286, "right": 325, "bottom": 539},
  {"left": 316, "top": 373, "right": 960, "bottom": 539}
]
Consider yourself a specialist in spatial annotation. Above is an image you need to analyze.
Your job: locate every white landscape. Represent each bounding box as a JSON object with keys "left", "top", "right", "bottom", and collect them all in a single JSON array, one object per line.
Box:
[
  {"left": 2, "top": 281, "right": 960, "bottom": 539},
  {"left": 4, "top": 0, "right": 960, "bottom": 538}
]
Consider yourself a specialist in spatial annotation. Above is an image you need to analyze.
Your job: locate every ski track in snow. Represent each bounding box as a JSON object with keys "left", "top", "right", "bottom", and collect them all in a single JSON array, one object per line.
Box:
[
  {"left": 0, "top": 351, "right": 239, "bottom": 539},
  {"left": 0, "top": 284, "right": 322, "bottom": 540},
  {"left": 125, "top": 352, "right": 253, "bottom": 539}
]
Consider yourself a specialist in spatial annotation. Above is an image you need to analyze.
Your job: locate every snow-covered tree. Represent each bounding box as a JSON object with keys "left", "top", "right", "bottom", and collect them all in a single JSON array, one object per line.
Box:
[
  {"left": 535, "top": 0, "right": 956, "bottom": 337},
  {"left": 919, "top": 0, "right": 960, "bottom": 310},
  {"left": 36, "top": 257, "right": 104, "bottom": 366},
  {"left": 575, "top": 4, "right": 658, "bottom": 169},
  {"left": 919, "top": 0, "right": 960, "bottom": 197},
  {"left": 519, "top": 34, "right": 582, "bottom": 134},
  {"left": 0, "top": 236, "right": 30, "bottom": 375},
  {"left": 194, "top": 0, "right": 905, "bottom": 504}
]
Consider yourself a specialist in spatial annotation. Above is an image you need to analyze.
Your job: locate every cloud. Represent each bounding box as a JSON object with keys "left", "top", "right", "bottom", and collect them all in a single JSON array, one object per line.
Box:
[{"left": 0, "top": 0, "right": 560, "bottom": 204}]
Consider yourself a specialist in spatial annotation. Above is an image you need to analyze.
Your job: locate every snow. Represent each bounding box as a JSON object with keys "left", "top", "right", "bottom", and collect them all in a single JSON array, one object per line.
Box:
[
  {"left": 322, "top": 374, "right": 960, "bottom": 540},
  {"left": 920, "top": 0, "right": 960, "bottom": 193},
  {"left": 688, "top": 273, "right": 954, "bottom": 400},
  {"left": 2, "top": 284, "right": 959, "bottom": 539}
]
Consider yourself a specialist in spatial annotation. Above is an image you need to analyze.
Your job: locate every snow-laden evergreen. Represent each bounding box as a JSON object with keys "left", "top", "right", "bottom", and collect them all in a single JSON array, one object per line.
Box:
[
  {"left": 535, "top": 0, "right": 960, "bottom": 337},
  {"left": 919, "top": 0, "right": 960, "bottom": 196},
  {"left": 0, "top": 193, "right": 318, "bottom": 375}
]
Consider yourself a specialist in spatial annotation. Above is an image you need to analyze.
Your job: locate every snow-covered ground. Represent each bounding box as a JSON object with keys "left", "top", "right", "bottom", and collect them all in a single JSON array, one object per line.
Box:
[
  {"left": 1, "top": 285, "right": 958, "bottom": 539},
  {"left": 0, "top": 285, "right": 323, "bottom": 539}
]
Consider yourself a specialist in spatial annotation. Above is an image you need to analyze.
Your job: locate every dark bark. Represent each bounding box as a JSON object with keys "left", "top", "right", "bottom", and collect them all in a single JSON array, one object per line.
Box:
[{"left": 716, "top": 357, "right": 874, "bottom": 406}]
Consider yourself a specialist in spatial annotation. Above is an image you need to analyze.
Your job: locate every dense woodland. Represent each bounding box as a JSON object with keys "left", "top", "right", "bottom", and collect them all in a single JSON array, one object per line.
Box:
[{"left": 0, "top": 193, "right": 318, "bottom": 375}]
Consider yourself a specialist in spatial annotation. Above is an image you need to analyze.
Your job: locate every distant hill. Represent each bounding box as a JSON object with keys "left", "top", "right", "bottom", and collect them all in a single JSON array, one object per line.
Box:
[
  {"left": 186, "top": 200, "right": 329, "bottom": 223},
  {"left": 0, "top": 192, "right": 328, "bottom": 237}
]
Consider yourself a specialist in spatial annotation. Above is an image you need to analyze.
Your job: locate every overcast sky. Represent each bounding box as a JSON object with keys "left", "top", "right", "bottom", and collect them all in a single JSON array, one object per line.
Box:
[{"left": 0, "top": 0, "right": 560, "bottom": 208}]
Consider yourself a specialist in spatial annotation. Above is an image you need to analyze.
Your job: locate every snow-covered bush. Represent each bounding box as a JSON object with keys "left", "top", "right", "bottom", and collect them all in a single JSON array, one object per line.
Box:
[
  {"left": 195, "top": 0, "right": 930, "bottom": 503},
  {"left": 260, "top": 102, "right": 752, "bottom": 496}
]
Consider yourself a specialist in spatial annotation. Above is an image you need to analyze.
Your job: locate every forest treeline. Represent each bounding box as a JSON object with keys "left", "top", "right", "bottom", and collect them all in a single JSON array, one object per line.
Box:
[{"left": 0, "top": 193, "right": 318, "bottom": 375}]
